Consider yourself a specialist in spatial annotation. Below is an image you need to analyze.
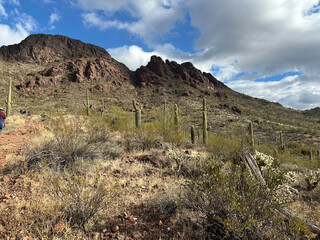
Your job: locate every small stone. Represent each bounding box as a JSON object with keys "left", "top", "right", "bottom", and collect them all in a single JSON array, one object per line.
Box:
[
  {"left": 128, "top": 216, "right": 137, "bottom": 224},
  {"left": 132, "top": 231, "right": 143, "bottom": 240},
  {"left": 111, "top": 225, "right": 119, "bottom": 232}
]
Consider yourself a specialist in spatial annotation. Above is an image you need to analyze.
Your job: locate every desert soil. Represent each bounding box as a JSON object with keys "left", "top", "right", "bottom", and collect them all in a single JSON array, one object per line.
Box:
[{"left": 0, "top": 117, "right": 41, "bottom": 168}]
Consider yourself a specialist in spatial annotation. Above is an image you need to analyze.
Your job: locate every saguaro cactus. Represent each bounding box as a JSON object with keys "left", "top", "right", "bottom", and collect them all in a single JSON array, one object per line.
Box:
[
  {"left": 203, "top": 98, "right": 208, "bottom": 145},
  {"left": 280, "top": 132, "right": 285, "bottom": 150},
  {"left": 248, "top": 121, "right": 254, "bottom": 147},
  {"left": 133, "top": 99, "right": 141, "bottom": 128},
  {"left": 309, "top": 150, "right": 313, "bottom": 160},
  {"left": 5, "top": 79, "right": 12, "bottom": 116},
  {"left": 84, "top": 88, "right": 90, "bottom": 116},
  {"left": 163, "top": 101, "right": 167, "bottom": 134},
  {"left": 174, "top": 104, "right": 179, "bottom": 126},
  {"left": 191, "top": 125, "right": 196, "bottom": 144}
]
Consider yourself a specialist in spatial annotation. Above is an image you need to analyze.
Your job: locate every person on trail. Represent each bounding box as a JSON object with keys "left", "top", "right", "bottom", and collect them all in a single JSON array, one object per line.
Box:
[{"left": 0, "top": 107, "right": 6, "bottom": 135}]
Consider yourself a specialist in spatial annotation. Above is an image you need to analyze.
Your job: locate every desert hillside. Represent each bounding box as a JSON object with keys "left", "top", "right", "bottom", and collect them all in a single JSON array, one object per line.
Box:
[{"left": 0, "top": 34, "right": 320, "bottom": 239}]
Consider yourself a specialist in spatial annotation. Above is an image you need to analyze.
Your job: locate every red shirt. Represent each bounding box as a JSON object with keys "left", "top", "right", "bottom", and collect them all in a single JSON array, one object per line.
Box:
[{"left": 0, "top": 111, "right": 6, "bottom": 119}]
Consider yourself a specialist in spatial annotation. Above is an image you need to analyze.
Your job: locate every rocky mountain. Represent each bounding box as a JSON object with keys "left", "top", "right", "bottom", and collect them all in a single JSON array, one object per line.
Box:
[
  {"left": 1, "top": 33, "right": 320, "bottom": 148},
  {"left": 9, "top": 34, "right": 225, "bottom": 97},
  {"left": 0, "top": 34, "right": 110, "bottom": 64}
]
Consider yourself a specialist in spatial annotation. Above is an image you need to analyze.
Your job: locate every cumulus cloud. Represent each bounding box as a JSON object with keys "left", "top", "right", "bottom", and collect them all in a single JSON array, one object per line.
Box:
[
  {"left": 0, "top": 9, "right": 37, "bottom": 46},
  {"left": 226, "top": 74, "right": 320, "bottom": 110},
  {"left": 78, "top": 0, "right": 186, "bottom": 45},
  {"left": 109, "top": 43, "right": 215, "bottom": 73}
]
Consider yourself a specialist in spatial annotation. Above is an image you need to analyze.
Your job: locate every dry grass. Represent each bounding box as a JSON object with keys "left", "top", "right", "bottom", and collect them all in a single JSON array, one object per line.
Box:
[{"left": 1, "top": 111, "right": 320, "bottom": 239}]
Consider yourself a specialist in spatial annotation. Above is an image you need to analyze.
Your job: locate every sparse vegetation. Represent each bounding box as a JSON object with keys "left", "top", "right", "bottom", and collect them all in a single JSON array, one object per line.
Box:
[{"left": 1, "top": 35, "right": 320, "bottom": 239}]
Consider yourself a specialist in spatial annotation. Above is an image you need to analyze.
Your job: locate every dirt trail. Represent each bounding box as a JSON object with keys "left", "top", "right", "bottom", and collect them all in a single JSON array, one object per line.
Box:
[{"left": 0, "top": 117, "right": 40, "bottom": 168}]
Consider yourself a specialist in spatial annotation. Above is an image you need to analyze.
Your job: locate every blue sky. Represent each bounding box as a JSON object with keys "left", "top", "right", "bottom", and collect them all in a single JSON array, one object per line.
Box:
[{"left": 1, "top": 0, "right": 320, "bottom": 110}]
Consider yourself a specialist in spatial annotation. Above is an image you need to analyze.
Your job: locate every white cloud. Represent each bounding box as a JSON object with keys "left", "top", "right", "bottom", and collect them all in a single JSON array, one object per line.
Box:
[
  {"left": 109, "top": 43, "right": 215, "bottom": 73},
  {"left": 0, "top": 9, "right": 37, "bottom": 46},
  {"left": 0, "top": 1, "right": 8, "bottom": 19},
  {"left": 49, "top": 13, "right": 60, "bottom": 25},
  {"left": 48, "top": 12, "right": 60, "bottom": 29},
  {"left": 108, "top": 45, "right": 160, "bottom": 70},
  {"left": 78, "top": 0, "right": 186, "bottom": 45},
  {"left": 0, "top": 24, "right": 28, "bottom": 46},
  {"left": 82, "top": 12, "right": 128, "bottom": 30},
  {"left": 226, "top": 74, "right": 320, "bottom": 110}
]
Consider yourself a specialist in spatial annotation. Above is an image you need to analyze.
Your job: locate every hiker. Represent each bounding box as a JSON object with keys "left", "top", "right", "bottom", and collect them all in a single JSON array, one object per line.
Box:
[{"left": 0, "top": 107, "right": 6, "bottom": 135}]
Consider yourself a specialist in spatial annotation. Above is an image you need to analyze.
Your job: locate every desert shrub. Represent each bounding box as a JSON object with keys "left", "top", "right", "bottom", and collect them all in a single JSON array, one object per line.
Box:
[
  {"left": 105, "top": 106, "right": 134, "bottom": 132},
  {"left": 102, "top": 142, "right": 125, "bottom": 160},
  {"left": 167, "top": 148, "right": 199, "bottom": 177},
  {"left": 0, "top": 175, "right": 81, "bottom": 239},
  {"left": 25, "top": 116, "right": 109, "bottom": 170},
  {"left": 132, "top": 123, "right": 160, "bottom": 151},
  {"left": 205, "top": 134, "right": 241, "bottom": 160},
  {"left": 44, "top": 159, "right": 115, "bottom": 232},
  {"left": 187, "top": 158, "right": 310, "bottom": 239},
  {"left": 148, "top": 188, "right": 180, "bottom": 220},
  {"left": 148, "top": 106, "right": 188, "bottom": 147}
]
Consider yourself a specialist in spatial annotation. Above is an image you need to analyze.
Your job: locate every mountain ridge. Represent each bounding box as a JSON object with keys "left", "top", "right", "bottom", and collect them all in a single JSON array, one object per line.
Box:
[
  {"left": 0, "top": 34, "right": 110, "bottom": 64},
  {"left": 1, "top": 33, "right": 320, "bottom": 148}
]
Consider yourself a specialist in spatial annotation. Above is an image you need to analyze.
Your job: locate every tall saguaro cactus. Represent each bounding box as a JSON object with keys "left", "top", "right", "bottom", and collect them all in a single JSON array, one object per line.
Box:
[
  {"left": 309, "top": 150, "right": 313, "bottom": 160},
  {"left": 248, "top": 121, "right": 254, "bottom": 147},
  {"left": 174, "top": 104, "right": 179, "bottom": 126},
  {"left": 280, "top": 132, "right": 285, "bottom": 150},
  {"left": 84, "top": 88, "right": 90, "bottom": 116},
  {"left": 203, "top": 98, "right": 208, "bottom": 145},
  {"left": 5, "top": 79, "right": 12, "bottom": 116},
  {"left": 133, "top": 99, "right": 141, "bottom": 128},
  {"left": 191, "top": 125, "right": 196, "bottom": 144},
  {"left": 163, "top": 101, "right": 167, "bottom": 134}
]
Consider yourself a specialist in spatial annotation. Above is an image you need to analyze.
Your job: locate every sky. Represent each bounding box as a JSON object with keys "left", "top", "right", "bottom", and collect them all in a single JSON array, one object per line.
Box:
[{"left": 0, "top": 0, "right": 320, "bottom": 110}]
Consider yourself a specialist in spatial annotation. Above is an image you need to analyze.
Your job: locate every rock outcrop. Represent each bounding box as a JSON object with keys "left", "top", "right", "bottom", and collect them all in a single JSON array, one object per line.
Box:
[
  {"left": 135, "top": 55, "right": 220, "bottom": 90},
  {"left": 0, "top": 34, "right": 110, "bottom": 64},
  {"left": 17, "top": 58, "right": 132, "bottom": 91}
]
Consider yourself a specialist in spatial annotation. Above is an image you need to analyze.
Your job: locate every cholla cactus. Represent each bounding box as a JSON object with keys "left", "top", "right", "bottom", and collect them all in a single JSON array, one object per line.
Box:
[
  {"left": 305, "top": 169, "right": 320, "bottom": 190},
  {"left": 254, "top": 150, "right": 274, "bottom": 167}
]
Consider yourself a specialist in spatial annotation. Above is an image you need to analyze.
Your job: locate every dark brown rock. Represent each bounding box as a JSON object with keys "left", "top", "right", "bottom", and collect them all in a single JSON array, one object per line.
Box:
[
  {"left": 231, "top": 106, "right": 241, "bottom": 114},
  {"left": 216, "top": 91, "right": 228, "bottom": 99},
  {"left": 17, "top": 58, "right": 132, "bottom": 90},
  {"left": 135, "top": 55, "right": 220, "bottom": 90}
]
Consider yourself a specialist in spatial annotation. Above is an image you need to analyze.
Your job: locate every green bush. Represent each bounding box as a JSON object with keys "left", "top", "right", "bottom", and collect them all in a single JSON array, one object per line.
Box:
[
  {"left": 148, "top": 106, "right": 188, "bottom": 147},
  {"left": 205, "top": 134, "right": 241, "bottom": 160},
  {"left": 187, "top": 159, "right": 309, "bottom": 239}
]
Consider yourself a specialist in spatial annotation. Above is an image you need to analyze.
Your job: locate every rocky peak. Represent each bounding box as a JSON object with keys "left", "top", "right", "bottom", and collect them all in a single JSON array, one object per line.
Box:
[
  {"left": 135, "top": 55, "right": 222, "bottom": 90},
  {"left": 146, "top": 55, "right": 171, "bottom": 77},
  {"left": 0, "top": 34, "right": 111, "bottom": 64}
]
